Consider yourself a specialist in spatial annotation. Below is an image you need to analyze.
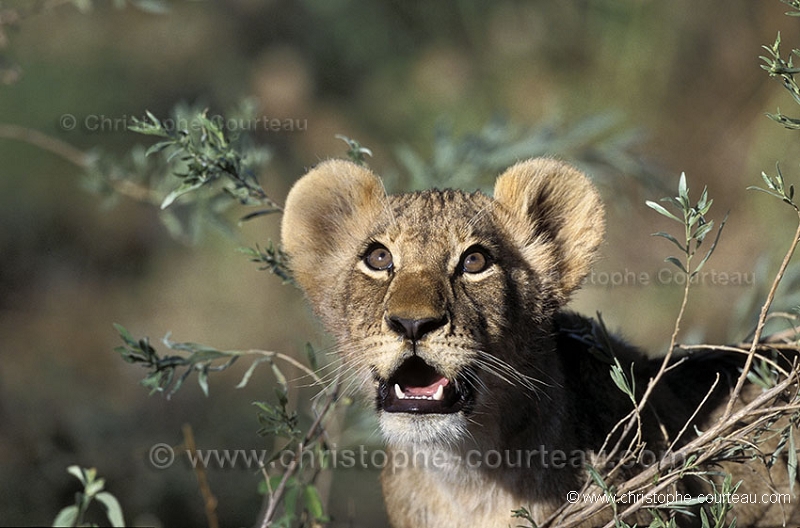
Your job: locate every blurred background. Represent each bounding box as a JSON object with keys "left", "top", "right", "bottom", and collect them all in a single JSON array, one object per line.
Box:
[{"left": 1, "top": 0, "right": 800, "bottom": 526}]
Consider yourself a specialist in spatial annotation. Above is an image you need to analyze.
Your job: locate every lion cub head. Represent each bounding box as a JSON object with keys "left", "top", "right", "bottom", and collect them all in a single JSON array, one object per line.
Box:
[{"left": 281, "top": 158, "right": 604, "bottom": 448}]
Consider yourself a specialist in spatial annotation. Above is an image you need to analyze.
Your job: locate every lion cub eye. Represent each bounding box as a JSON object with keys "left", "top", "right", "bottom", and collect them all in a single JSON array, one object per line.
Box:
[
  {"left": 364, "top": 244, "right": 393, "bottom": 271},
  {"left": 460, "top": 246, "right": 491, "bottom": 274}
]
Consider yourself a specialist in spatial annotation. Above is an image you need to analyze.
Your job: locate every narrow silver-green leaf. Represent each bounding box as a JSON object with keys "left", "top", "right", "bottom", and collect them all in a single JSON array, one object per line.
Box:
[
  {"left": 236, "top": 357, "right": 269, "bottom": 389},
  {"left": 678, "top": 172, "right": 688, "bottom": 200},
  {"left": 66, "top": 465, "right": 86, "bottom": 485},
  {"left": 693, "top": 221, "right": 714, "bottom": 243},
  {"left": 96, "top": 491, "right": 126, "bottom": 528},
  {"left": 271, "top": 362, "right": 288, "bottom": 393},
  {"left": 653, "top": 231, "right": 687, "bottom": 253},
  {"left": 144, "top": 140, "right": 174, "bottom": 157},
  {"left": 197, "top": 366, "right": 210, "bottom": 397},
  {"left": 646, "top": 201, "right": 682, "bottom": 223},
  {"left": 52, "top": 505, "right": 80, "bottom": 528},
  {"left": 664, "top": 256, "right": 687, "bottom": 273},
  {"left": 692, "top": 212, "right": 727, "bottom": 276},
  {"left": 84, "top": 476, "right": 106, "bottom": 497},
  {"left": 305, "top": 343, "right": 318, "bottom": 371},
  {"left": 161, "top": 180, "right": 205, "bottom": 210}
]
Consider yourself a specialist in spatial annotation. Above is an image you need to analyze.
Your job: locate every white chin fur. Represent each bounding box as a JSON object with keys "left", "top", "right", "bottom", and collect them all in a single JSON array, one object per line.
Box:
[{"left": 379, "top": 412, "right": 468, "bottom": 448}]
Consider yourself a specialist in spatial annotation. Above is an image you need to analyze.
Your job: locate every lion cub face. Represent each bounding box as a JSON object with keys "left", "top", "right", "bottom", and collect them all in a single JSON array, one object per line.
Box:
[{"left": 281, "top": 158, "right": 604, "bottom": 448}]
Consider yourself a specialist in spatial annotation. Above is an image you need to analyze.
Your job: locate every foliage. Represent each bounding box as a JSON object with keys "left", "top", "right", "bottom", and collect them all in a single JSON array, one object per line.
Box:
[
  {"left": 535, "top": 161, "right": 800, "bottom": 528},
  {"left": 335, "top": 134, "right": 373, "bottom": 166},
  {"left": 646, "top": 172, "right": 726, "bottom": 278},
  {"left": 394, "top": 114, "right": 657, "bottom": 193},
  {"left": 53, "top": 466, "right": 125, "bottom": 528},
  {"left": 40, "top": 3, "right": 800, "bottom": 526},
  {"left": 532, "top": 5, "right": 800, "bottom": 527},
  {"left": 113, "top": 323, "right": 321, "bottom": 398},
  {"left": 81, "top": 101, "right": 283, "bottom": 249},
  {"left": 761, "top": 3, "right": 800, "bottom": 130},
  {"left": 113, "top": 320, "right": 334, "bottom": 527},
  {"left": 128, "top": 107, "right": 279, "bottom": 214},
  {"left": 749, "top": 163, "right": 798, "bottom": 211}
]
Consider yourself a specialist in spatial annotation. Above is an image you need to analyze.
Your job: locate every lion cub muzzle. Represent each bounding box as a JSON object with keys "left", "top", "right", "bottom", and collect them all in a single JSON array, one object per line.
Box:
[{"left": 379, "top": 285, "right": 472, "bottom": 414}]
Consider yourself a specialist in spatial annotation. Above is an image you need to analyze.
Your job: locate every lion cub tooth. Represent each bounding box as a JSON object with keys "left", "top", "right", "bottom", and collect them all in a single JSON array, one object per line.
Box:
[
  {"left": 433, "top": 384, "right": 445, "bottom": 401},
  {"left": 394, "top": 383, "right": 406, "bottom": 400}
]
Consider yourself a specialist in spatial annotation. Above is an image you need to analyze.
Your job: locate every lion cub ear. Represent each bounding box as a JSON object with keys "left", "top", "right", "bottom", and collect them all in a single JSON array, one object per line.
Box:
[
  {"left": 281, "top": 159, "right": 387, "bottom": 303},
  {"left": 493, "top": 158, "right": 605, "bottom": 299}
]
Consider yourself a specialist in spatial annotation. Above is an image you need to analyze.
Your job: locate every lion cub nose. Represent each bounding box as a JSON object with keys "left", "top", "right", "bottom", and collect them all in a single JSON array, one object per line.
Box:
[{"left": 386, "top": 315, "right": 447, "bottom": 342}]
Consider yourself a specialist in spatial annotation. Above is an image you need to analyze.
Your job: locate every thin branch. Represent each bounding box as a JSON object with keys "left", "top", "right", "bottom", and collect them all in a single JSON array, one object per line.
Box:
[
  {"left": 665, "top": 373, "right": 720, "bottom": 455},
  {"left": 257, "top": 379, "right": 340, "bottom": 528},
  {"left": 182, "top": 423, "right": 219, "bottom": 528},
  {"left": 724, "top": 211, "right": 800, "bottom": 419},
  {"left": 0, "top": 123, "right": 88, "bottom": 168},
  {"left": 0, "top": 123, "right": 163, "bottom": 204},
  {"left": 552, "top": 364, "right": 799, "bottom": 528},
  {"left": 242, "top": 349, "right": 324, "bottom": 385},
  {"left": 678, "top": 344, "right": 791, "bottom": 377}
]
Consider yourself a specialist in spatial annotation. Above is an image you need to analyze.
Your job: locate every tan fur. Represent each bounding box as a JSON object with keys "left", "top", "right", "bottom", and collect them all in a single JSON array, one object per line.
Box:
[{"left": 281, "top": 158, "right": 798, "bottom": 527}]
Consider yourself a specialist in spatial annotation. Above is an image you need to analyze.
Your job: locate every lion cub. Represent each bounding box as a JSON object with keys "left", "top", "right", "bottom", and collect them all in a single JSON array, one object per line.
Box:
[{"left": 281, "top": 158, "right": 797, "bottom": 527}]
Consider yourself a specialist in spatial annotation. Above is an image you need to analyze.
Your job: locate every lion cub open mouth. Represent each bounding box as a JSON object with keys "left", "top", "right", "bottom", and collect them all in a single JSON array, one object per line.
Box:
[{"left": 378, "top": 356, "right": 469, "bottom": 414}]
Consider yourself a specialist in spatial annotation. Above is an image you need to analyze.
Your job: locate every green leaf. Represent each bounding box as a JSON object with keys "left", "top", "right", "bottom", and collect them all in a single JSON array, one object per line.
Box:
[
  {"left": 610, "top": 364, "right": 632, "bottom": 397},
  {"left": 762, "top": 170, "right": 778, "bottom": 190},
  {"left": 768, "top": 112, "right": 800, "bottom": 131},
  {"left": 271, "top": 362, "right": 288, "bottom": 393},
  {"left": 113, "top": 324, "right": 135, "bottom": 346},
  {"left": 664, "top": 256, "right": 688, "bottom": 273},
  {"left": 697, "top": 187, "right": 709, "bottom": 212},
  {"left": 95, "top": 491, "right": 126, "bottom": 528},
  {"left": 67, "top": 465, "right": 87, "bottom": 485},
  {"left": 747, "top": 185, "right": 789, "bottom": 201},
  {"left": 145, "top": 110, "right": 161, "bottom": 126},
  {"left": 661, "top": 196, "right": 684, "bottom": 211},
  {"left": 197, "top": 366, "right": 210, "bottom": 397},
  {"left": 161, "top": 180, "right": 205, "bottom": 210},
  {"left": 691, "top": 212, "right": 728, "bottom": 276},
  {"left": 586, "top": 465, "right": 612, "bottom": 494},
  {"left": 652, "top": 231, "right": 686, "bottom": 253},
  {"left": 700, "top": 507, "right": 709, "bottom": 528},
  {"left": 678, "top": 172, "right": 688, "bottom": 200},
  {"left": 646, "top": 200, "right": 682, "bottom": 223},
  {"left": 304, "top": 485, "right": 326, "bottom": 520},
  {"left": 84, "top": 476, "right": 106, "bottom": 497},
  {"left": 283, "top": 479, "right": 300, "bottom": 521},
  {"left": 144, "top": 140, "right": 175, "bottom": 157},
  {"left": 128, "top": 115, "right": 169, "bottom": 137},
  {"left": 52, "top": 505, "right": 80, "bottom": 527},
  {"left": 236, "top": 357, "right": 269, "bottom": 389},
  {"left": 305, "top": 343, "right": 318, "bottom": 371},
  {"left": 693, "top": 221, "right": 714, "bottom": 243},
  {"left": 336, "top": 135, "right": 373, "bottom": 165}
]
